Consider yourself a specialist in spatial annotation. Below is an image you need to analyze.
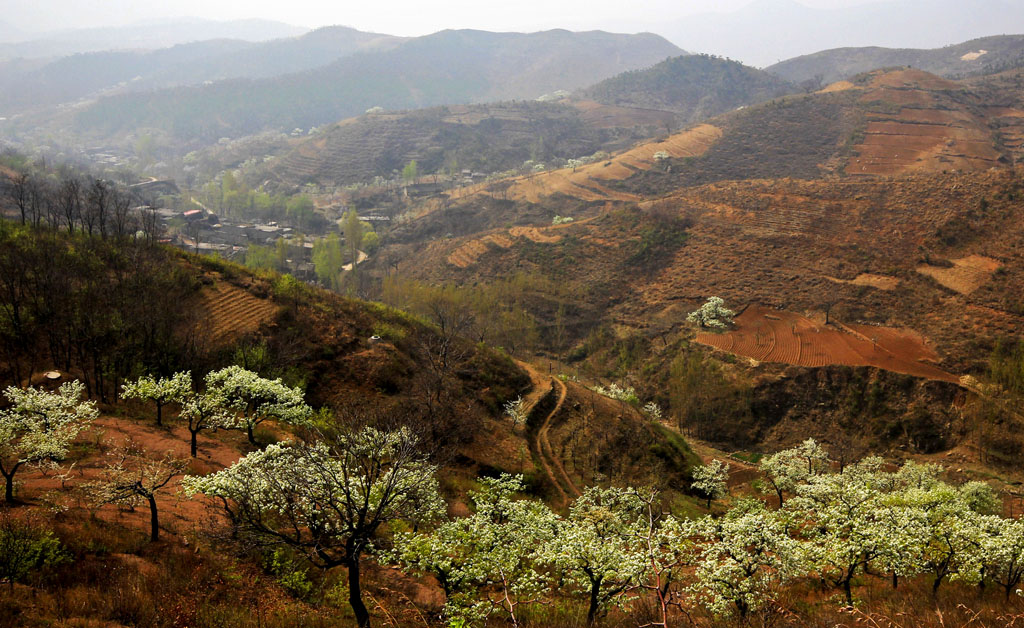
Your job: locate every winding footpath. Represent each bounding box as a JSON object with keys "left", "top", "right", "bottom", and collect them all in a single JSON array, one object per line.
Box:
[{"left": 516, "top": 361, "right": 581, "bottom": 507}]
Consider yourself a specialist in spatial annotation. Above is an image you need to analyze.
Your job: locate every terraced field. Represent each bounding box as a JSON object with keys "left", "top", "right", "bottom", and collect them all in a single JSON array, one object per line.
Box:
[
  {"left": 199, "top": 283, "right": 280, "bottom": 345},
  {"left": 489, "top": 123, "right": 722, "bottom": 203},
  {"left": 696, "top": 305, "right": 957, "bottom": 382},
  {"left": 447, "top": 220, "right": 579, "bottom": 268},
  {"left": 848, "top": 70, "right": 1009, "bottom": 176}
]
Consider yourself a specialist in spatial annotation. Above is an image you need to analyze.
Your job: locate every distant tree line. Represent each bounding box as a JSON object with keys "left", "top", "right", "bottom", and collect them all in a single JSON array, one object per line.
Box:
[{"left": 2, "top": 167, "right": 163, "bottom": 241}]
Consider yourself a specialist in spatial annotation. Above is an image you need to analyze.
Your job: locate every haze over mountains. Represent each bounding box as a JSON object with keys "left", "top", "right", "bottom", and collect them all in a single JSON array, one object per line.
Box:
[
  {"left": 654, "top": 0, "right": 1024, "bottom": 67},
  {"left": 0, "top": 18, "right": 308, "bottom": 59}
]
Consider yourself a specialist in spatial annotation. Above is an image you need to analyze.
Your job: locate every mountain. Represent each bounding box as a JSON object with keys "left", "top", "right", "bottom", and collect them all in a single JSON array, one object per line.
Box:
[
  {"left": 768, "top": 34, "right": 1024, "bottom": 85},
  {"left": 659, "top": 0, "right": 1024, "bottom": 67},
  {"left": 575, "top": 54, "right": 795, "bottom": 125},
  {"left": 419, "top": 68, "right": 1020, "bottom": 212},
  {"left": 0, "top": 26, "right": 403, "bottom": 114},
  {"left": 270, "top": 101, "right": 669, "bottom": 187},
  {"left": 373, "top": 69, "right": 1024, "bottom": 453},
  {"left": 69, "top": 29, "right": 683, "bottom": 143},
  {"left": 0, "top": 18, "right": 308, "bottom": 60}
]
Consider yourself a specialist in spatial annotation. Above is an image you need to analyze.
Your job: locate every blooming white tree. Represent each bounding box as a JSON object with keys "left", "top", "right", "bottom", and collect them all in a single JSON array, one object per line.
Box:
[
  {"left": 0, "top": 381, "right": 97, "bottom": 503},
  {"left": 687, "top": 297, "right": 736, "bottom": 329},
  {"left": 546, "top": 487, "right": 651, "bottom": 626},
  {"left": 121, "top": 371, "right": 192, "bottom": 426},
  {"left": 86, "top": 440, "right": 189, "bottom": 542},
  {"left": 790, "top": 456, "right": 888, "bottom": 604},
  {"left": 391, "top": 474, "right": 558, "bottom": 627},
  {"left": 869, "top": 494, "right": 929, "bottom": 590},
  {"left": 183, "top": 426, "right": 443, "bottom": 628},
  {"left": 758, "top": 438, "right": 830, "bottom": 507},
  {"left": 178, "top": 390, "right": 232, "bottom": 458},
  {"left": 204, "top": 366, "right": 312, "bottom": 445},
  {"left": 503, "top": 395, "right": 527, "bottom": 429},
  {"left": 905, "top": 482, "right": 992, "bottom": 595},
  {"left": 689, "top": 500, "right": 804, "bottom": 617},
  {"left": 692, "top": 459, "right": 730, "bottom": 509},
  {"left": 981, "top": 516, "right": 1024, "bottom": 599},
  {"left": 626, "top": 495, "right": 694, "bottom": 626}
]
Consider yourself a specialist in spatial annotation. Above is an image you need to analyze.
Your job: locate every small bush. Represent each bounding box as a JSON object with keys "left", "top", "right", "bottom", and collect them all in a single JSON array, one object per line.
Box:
[{"left": 0, "top": 512, "right": 70, "bottom": 590}]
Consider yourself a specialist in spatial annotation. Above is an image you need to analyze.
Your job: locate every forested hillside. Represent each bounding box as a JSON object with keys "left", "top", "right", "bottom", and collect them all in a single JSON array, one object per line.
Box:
[
  {"left": 69, "top": 29, "right": 682, "bottom": 143},
  {"left": 577, "top": 54, "right": 795, "bottom": 123}
]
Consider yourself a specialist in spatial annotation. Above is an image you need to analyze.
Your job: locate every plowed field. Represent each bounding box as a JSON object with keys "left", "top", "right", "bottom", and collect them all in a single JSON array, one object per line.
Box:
[
  {"left": 696, "top": 305, "right": 957, "bottom": 382},
  {"left": 199, "top": 283, "right": 280, "bottom": 345}
]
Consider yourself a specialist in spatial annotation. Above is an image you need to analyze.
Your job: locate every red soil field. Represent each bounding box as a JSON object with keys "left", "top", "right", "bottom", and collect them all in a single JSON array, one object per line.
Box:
[{"left": 696, "top": 305, "right": 958, "bottom": 382}]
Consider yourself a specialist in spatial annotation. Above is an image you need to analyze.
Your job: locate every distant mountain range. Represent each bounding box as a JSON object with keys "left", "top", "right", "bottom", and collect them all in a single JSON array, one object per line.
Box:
[
  {"left": 0, "top": 18, "right": 308, "bottom": 58},
  {"left": 0, "top": 26, "right": 402, "bottom": 114},
  {"left": 67, "top": 29, "right": 683, "bottom": 142},
  {"left": 656, "top": 0, "right": 1024, "bottom": 67},
  {"left": 767, "top": 34, "right": 1024, "bottom": 84}
]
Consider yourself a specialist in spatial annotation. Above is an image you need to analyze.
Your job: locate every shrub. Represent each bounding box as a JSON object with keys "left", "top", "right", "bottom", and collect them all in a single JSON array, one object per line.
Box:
[{"left": 0, "top": 512, "right": 69, "bottom": 591}]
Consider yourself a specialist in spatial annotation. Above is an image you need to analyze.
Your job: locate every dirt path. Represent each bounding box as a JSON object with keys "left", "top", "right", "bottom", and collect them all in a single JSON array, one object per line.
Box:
[
  {"left": 516, "top": 361, "right": 580, "bottom": 506},
  {"left": 537, "top": 376, "right": 580, "bottom": 500}
]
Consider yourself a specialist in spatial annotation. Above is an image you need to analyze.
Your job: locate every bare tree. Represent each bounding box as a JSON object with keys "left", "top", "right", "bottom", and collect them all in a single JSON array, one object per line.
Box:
[
  {"left": 56, "top": 177, "right": 82, "bottom": 234},
  {"left": 87, "top": 440, "right": 189, "bottom": 542}
]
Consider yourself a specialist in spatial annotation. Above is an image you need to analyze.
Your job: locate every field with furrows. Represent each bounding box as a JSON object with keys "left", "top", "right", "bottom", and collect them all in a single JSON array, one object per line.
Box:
[
  {"left": 695, "top": 305, "right": 957, "bottom": 381},
  {"left": 199, "top": 282, "right": 281, "bottom": 345}
]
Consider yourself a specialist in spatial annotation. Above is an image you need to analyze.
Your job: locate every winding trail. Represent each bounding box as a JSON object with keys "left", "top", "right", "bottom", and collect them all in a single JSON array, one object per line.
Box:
[{"left": 516, "top": 361, "right": 581, "bottom": 506}]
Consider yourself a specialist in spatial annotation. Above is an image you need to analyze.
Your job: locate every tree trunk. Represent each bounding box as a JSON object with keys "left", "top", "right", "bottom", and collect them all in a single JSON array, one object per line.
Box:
[
  {"left": 2, "top": 463, "right": 20, "bottom": 504},
  {"left": 892, "top": 572, "right": 899, "bottom": 590},
  {"left": 190, "top": 430, "right": 198, "bottom": 457},
  {"left": 156, "top": 402, "right": 163, "bottom": 426},
  {"left": 247, "top": 423, "right": 256, "bottom": 446},
  {"left": 587, "top": 579, "right": 601, "bottom": 627},
  {"left": 843, "top": 578, "right": 853, "bottom": 605},
  {"left": 148, "top": 495, "right": 160, "bottom": 542},
  {"left": 347, "top": 552, "right": 370, "bottom": 628}
]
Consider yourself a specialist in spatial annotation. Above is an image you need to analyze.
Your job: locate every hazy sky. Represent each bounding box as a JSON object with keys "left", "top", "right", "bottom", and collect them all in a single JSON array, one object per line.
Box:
[{"left": 5, "top": 0, "right": 886, "bottom": 35}]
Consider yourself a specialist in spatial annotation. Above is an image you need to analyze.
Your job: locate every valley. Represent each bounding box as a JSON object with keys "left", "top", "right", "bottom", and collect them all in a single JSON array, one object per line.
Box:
[{"left": 2, "top": 9, "right": 1024, "bottom": 627}]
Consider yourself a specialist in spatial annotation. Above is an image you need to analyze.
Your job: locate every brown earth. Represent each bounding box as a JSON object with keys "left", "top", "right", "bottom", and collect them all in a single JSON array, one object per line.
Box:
[
  {"left": 917, "top": 254, "right": 1002, "bottom": 294},
  {"left": 198, "top": 281, "right": 280, "bottom": 346},
  {"left": 695, "top": 305, "right": 957, "bottom": 382}
]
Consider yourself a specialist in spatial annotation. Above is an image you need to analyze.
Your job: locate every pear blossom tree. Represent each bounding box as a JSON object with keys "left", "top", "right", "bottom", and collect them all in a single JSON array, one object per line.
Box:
[
  {"left": 86, "top": 440, "right": 189, "bottom": 542},
  {"left": 0, "top": 381, "right": 97, "bottom": 503},
  {"left": 691, "top": 459, "right": 730, "bottom": 509},
  {"left": 686, "top": 297, "right": 735, "bottom": 330},
  {"left": 905, "top": 482, "right": 992, "bottom": 595},
  {"left": 503, "top": 395, "right": 527, "bottom": 429},
  {"left": 981, "top": 516, "right": 1024, "bottom": 599},
  {"left": 183, "top": 426, "right": 444, "bottom": 628},
  {"left": 391, "top": 474, "right": 558, "bottom": 627},
  {"left": 758, "top": 438, "right": 830, "bottom": 507},
  {"left": 121, "top": 371, "right": 193, "bottom": 426},
  {"left": 689, "top": 500, "right": 805, "bottom": 617},
  {"left": 179, "top": 391, "right": 233, "bottom": 457},
  {"left": 869, "top": 494, "right": 929, "bottom": 590},
  {"left": 790, "top": 456, "right": 887, "bottom": 604},
  {"left": 627, "top": 496, "right": 694, "bottom": 627},
  {"left": 204, "top": 366, "right": 312, "bottom": 445},
  {"left": 546, "top": 487, "right": 651, "bottom": 626}
]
